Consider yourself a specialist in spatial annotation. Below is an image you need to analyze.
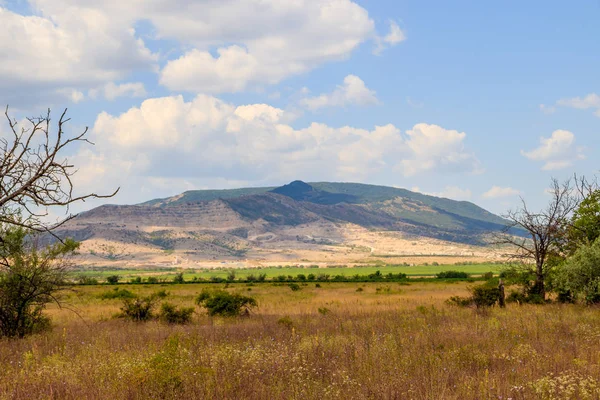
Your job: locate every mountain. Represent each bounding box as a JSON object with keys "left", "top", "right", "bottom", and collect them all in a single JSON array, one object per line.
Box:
[{"left": 59, "top": 181, "right": 509, "bottom": 266}]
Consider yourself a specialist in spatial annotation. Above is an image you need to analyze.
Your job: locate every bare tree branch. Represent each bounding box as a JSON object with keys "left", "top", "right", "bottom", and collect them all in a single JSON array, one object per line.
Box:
[{"left": 0, "top": 106, "right": 118, "bottom": 239}]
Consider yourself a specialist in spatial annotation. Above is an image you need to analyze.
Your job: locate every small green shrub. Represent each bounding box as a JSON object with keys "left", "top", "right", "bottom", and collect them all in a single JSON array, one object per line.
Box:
[
  {"left": 470, "top": 285, "right": 500, "bottom": 308},
  {"left": 106, "top": 275, "right": 120, "bottom": 284},
  {"left": 356, "top": 287, "right": 364, "bottom": 292},
  {"left": 288, "top": 283, "right": 301, "bottom": 291},
  {"left": 318, "top": 307, "right": 330, "bottom": 315},
  {"left": 120, "top": 295, "right": 159, "bottom": 321},
  {"left": 195, "top": 290, "right": 257, "bottom": 317},
  {"left": 98, "top": 288, "right": 136, "bottom": 300},
  {"left": 483, "top": 271, "right": 494, "bottom": 280},
  {"left": 159, "top": 303, "right": 194, "bottom": 324}
]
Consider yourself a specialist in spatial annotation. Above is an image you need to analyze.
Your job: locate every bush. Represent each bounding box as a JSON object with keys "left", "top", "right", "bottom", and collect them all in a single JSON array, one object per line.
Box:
[
  {"left": 470, "top": 285, "right": 500, "bottom": 308},
  {"left": 288, "top": 283, "right": 301, "bottom": 291},
  {"left": 172, "top": 273, "right": 184, "bottom": 284},
  {"left": 159, "top": 302, "right": 194, "bottom": 324},
  {"left": 106, "top": 275, "right": 120, "bottom": 284},
  {"left": 483, "top": 272, "right": 494, "bottom": 280},
  {"left": 195, "top": 290, "right": 257, "bottom": 317},
  {"left": 120, "top": 294, "right": 160, "bottom": 321},
  {"left": 436, "top": 270, "right": 469, "bottom": 279}
]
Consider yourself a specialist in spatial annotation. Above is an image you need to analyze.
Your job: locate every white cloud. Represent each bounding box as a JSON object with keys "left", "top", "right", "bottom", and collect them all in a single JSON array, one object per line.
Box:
[
  {"left": 3, "top": 0, "right": 393, "bottom": 101},
  {"left": 556, "top": 93, "right": 600, "bottom": 117},
  {"left": 89, "top": 82, "right": 147, "bottom": 101},
  {"left": 399, "top": 123, "right": 482, "bottom": 176},
  {"left": 0, "top": 6, "right": 156, "bottom": 106},
  {"left": 482, "top": 186, "right": 520, "bottom": 199},
  {"left": 71, "top": 95, "right": 480, "bottom": 204},
  {"left": 374, "top": 20, "right": 406, "bottom": 55},
  {"left": 521, "top": 130, "right": 585, "bottom": 170},
  {"left": 154, "top": 0, "right": 376, "bottom": 93},
  {"left": 300, "top": 75, "right": 379, "bottom": 110}
]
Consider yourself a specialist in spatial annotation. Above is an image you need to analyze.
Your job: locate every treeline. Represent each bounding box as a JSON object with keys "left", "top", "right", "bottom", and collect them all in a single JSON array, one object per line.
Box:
[{"left": 76, "top": 269, "right": 493, "bottom": 285}]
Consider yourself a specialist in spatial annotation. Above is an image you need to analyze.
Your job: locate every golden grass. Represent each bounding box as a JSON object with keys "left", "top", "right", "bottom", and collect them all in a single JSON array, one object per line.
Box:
[{"left": 2, "top": 282, "right": 600, "bottom": 399}]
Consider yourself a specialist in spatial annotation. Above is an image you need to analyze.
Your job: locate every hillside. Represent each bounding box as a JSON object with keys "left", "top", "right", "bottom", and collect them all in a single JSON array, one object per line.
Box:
[{"left": 59, "top": 181, "right": 509, "bottom": 267}]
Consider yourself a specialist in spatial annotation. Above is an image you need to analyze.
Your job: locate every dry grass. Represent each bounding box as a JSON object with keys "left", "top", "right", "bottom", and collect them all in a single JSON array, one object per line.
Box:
[{"left": 1, "top": 282, "right": 600, "bottom": 399}]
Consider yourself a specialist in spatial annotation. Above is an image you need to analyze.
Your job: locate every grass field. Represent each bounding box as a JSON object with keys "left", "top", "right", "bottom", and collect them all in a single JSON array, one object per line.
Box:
[
  {"left": 71, "top": 263, "right": 504, "bottom": 282},
  {"left": 2, "top": 281, "right": 600, "bottom": 399}
]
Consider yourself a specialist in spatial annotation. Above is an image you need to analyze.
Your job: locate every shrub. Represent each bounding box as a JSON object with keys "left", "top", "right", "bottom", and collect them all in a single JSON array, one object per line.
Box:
[
  {"left": 146, "top": 277, "right": 159, "bottom": 284},
  {"left": 470, "top": 284, "right": 500, "bottom": 308},
  {"left": 436, "top": 270, "right": 469, "bottom": 279},
  {"left": 356, "top": 287, "right": 364, "bottom": 292},
  {"left": 483, "top": 272, "right": 494, "bottom": 280},
  {"left": 120, "top": 295, "right": 159, "bottom": 321},
  {"left": 159, "top": 303, "right": 194, "bottom": 324},
  {"left": 318, "top": 307, "right": 330, "bottom": 315},
  {"left": 195, "top": 290, "right": 257, "bottom": 317},
  {"left": 172, "top": 273, "right": 184, "bottom": 284},
  {"left": 106, "top": 275, "right": 120, "bottom": 284},
  {"left": 288, "top": 283, "right": 301, "bottom": 291},
  {"left": 130, "top": 277, "right": 142, "bottom": 284}
]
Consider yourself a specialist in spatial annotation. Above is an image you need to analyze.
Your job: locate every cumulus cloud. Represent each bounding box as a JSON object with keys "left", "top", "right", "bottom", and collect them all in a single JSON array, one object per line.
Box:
[
  {"left": 4, "top": 1, "right": 401, "bottom": 100},
  {"left": 521, "top": 130, "right": 585, "bottom": 170},
  {"left": 556, "top": 93, "right": 600, "bottom": 117},
  {"left": 154, "top": 0, "right": 376, "bottom": 92},
  {"left": 374, "top": 20, "right": 406, "bottom": 55},
  {"left": 300, "top": 75, "right": 379, "bottom": 110},
  {"left": 0, "top": 5, "right": 156, "bottom": 106},
  {"left": 482, "top": 186, "right": 520, "bottom": 199},
  {"left": 70, "top": 95, "right": 480, "bottom": 204},
  {"left": 89, "top": 82, "right": 147, "bottom": 101},
  {"left": 399, "top": 124, "right": 482, "bottom": 176}
]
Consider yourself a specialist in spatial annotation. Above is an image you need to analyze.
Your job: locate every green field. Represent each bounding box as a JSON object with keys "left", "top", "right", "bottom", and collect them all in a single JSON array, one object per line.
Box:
[{"left": 71, "top": 263, "right": 504, "bottom": 282}]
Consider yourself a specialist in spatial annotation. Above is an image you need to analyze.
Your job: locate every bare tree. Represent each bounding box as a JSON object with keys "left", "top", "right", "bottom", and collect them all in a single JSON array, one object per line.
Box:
[
  {"left": 0, "top": 106, "right": 118, "bottom": 238},
  {"left": 496, "top": 178, "right": 580, "bottom": 300}
]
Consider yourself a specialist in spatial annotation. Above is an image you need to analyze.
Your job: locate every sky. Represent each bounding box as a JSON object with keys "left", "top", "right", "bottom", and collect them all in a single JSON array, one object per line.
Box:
[{"left": 1, "top": 0, "right": 598, "bottom": 216}]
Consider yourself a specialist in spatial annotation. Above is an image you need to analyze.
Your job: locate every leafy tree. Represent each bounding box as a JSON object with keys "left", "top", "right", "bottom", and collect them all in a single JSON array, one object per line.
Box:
[
  {"left": 195, "top": 289, "right": 257, "bottom": 317},
  {"left": 0, "top": 226, "right": 78, "bottom": 338},
  {"left": 553, "top": 239, "right": 600, "bottom": 304},
  {"left": 567, "top": 189, "right": 600, "bottom": 252}
]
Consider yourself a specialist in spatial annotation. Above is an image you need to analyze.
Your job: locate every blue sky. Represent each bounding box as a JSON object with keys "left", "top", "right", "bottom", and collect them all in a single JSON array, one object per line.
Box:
[{"left": 1, "top": 0, "right": 598, "bottom": 215}]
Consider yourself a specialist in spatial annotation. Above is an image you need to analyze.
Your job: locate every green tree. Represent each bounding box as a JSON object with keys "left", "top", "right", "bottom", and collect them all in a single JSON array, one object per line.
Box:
[
  {"left": 554, "top": 239, "right": 600, "bottom": 304},
  {"left": 0, "top": 226, "right": 78, "bottom": 338},
  {"left": 568, "top": 189, "right": 600, "bottom": 251}
]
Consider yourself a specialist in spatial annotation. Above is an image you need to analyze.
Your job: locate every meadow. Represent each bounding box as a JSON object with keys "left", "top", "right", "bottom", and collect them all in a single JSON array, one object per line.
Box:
[
  {"left": 72, "top": 262, "right": 503, "bottom": 282},
  {"left": 1, "top": 281, "right": 600, "bottom": 399}
]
